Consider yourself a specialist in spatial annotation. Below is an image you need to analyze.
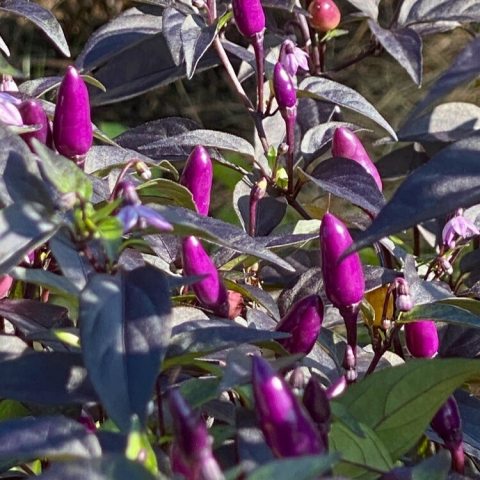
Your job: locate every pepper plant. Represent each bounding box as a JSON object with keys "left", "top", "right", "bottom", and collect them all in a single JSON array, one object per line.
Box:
[{"left": 0, "top": 0, "right": 479, "bottom": 478}]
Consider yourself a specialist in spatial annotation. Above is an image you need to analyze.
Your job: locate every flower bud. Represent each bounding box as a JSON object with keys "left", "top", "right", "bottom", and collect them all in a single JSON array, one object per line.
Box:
[
  {"left": 116, "top": 180, "right": 141, "bottom": 206},
  {"left": 252, "top": 356, "right": 325, "bottom": 458},
  {"left": 275, "top": 295, "right": 324, "bottom": 355},
  {"left": 404, "top": 320, "right": 439, "bottom": 358},
  {"left": 232, "top": 0, "right": 265, "bottom": 38},
  {"left": 273, "top": 62, "right": 297, "bottom": 110},
  {"left": 279, "top": 40, "right": 309, "bottom": 77},
  {"left": 53, "top": 66, "right": 93, "bottom": 162},
  {"left": 308, "top": 0, "right": 341, "bottom": 32},
  {"left": 18, "top": 100, "right": 50, "bottom": 150},
  {"left": 431, "top": 396, "right": 464, "bottom": 473},
  {"left": 303, "top": 376, "right": 331, "bottom": 447},
  {"left": 395, "top": 278, "right": 413, "bottom": 312},
  {"left": 168, "top": 389, "right": 223, "bottom": 479},
  {"left": 180, "top": 145, "right": 213, "bottom": 217},
  {"left": 332, "top": 127, "right": 382, "bottom": 191},
  {"left": 182, "top": 236, "right": 229, "bottom": 317},
  {"left": 320, "top": 212, "right": 364, "bottom": 309},
  {"left": 227, "top": 290, "right": 244, "bottom": 319},
  {"left": 135, "top": 160, "right": 152, "bottom": 180}
]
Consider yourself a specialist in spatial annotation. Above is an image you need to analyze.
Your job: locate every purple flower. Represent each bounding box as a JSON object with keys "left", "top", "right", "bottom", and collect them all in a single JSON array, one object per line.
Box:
[
  {"left": 442, "top": 212, "right": 479, "bottom": 249},
  {"left": 180, "top": 145, "right": 213, "bottom": 216},
  {"left": 0, "top": 92, "right": 22, "bottom": 126},
  {"left": 116, "top": 205, "right": 172, "bottom": 233},
  {"left": 273, "top": 62, "right": 297, "bottom": 110},
  {"left": 275, "top": 295, "right": 324, "bottom": 355},
  {"left": 53, "top": 66, "right": 93, "bottom": 162},
  {"left": 232, "top": 0, "right": 265, "bottom": 38},
  {"left": 279, "top": 40, "right": 309, "bottom": 77},
  {"left": 0, "top": 75, "right": 18, "bottom": 92},
  {"left": 252, "top": 356, "right": 325, "bottom": 458}
]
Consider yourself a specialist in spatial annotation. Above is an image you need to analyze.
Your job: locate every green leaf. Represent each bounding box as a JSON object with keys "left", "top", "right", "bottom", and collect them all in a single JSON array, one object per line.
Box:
[
  {"left": 335, "top": 358, "right": 480, "bottom": 459},
  {"left": 80, "top": 266, "right": 172, "bottom": 431},
  {"left": 10, "top": 266, "right": 80, "bottom": 296},
  {"left": 399, "top": 302, "right": 480, "bottom": 328},
  {"left": 33, "top": 140, "right": 93, "bottom": 200},
  {"left": 247, "top": 454, "right": 340, "bottom": 480},
  {"left": 329, "top": 420, "right": 393, "bottom": 479},
  {"left": 410, "top": 450, "right": 451, "bottom": 480},
  {"left": 97, "top": 216, "right": 123, "bottom": 262},
  {"left": 137, "top": 178, "right": 196, "bottom": 210},
  {"left": 0, "top": 399, "right": 29, "bottom": 421},
  {"left": 125, "top": 416, "right": 158, "bottom": 475}
]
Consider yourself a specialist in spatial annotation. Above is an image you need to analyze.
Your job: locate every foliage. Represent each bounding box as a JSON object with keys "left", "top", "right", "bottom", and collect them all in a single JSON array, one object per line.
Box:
[{"left": 0, "top": 0, "right": 479, "bottom": 479}]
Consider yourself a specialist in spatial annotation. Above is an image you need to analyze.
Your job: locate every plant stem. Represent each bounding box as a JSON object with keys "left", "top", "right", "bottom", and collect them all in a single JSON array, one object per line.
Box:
[
  {"left": 365, "top": 324, "right": 401, "bottom": 375},
  {"left": 252, "top": 31, "right": 265, "bottom": 113},
  {"left": 282, "top": 107, "right": 297, "bottom": 195}
]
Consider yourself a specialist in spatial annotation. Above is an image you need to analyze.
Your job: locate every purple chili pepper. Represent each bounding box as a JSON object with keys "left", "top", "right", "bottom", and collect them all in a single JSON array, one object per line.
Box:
[
  {"left": 275, "top": 295, "right": 324, "bottom": 355},
  {"left": 18, "top": 100, "right": 50, "bottom": 150},
  {"left": 53, "top": 66, "right": 93, "bottom": 163},
  {"left": 332, "top": 127, "right": 383, "bottom": 191},
  {"left": 320, "top": 212, "right": 364, "bottom": 379},
  {"left": 431, "top": 395, "right": 464, "bottom": 474},
  {"left": 180, "top": 145, "right": 213, "bottom": 216},
  {"left": 252, "top": 356, "right": 325, "bottom": 458},
  {"left": 320, "top": 212, "right": 364, "bottom": 309},
  {"left": 273, "top": 62, "right": 297, "bottom": 110},
  {"left": 303, "top": 375, "right": 331, "bottom": 448},
  {"left": 232, "top": 0, "right": 265, "bottom": 38},
  {"left": 182, "top": 236, "right": 229, "bottom": 317},
  {"left": 168, "top": 389, "right": 223, "bottom": 480},
  {"left": 404, "top": 320, "right": 439, "bottom": 358}
]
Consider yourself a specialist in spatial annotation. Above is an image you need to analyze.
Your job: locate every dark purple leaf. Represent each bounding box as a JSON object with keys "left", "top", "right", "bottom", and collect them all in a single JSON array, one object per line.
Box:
[
  {"left": 0, "top": 0, "right": 69, "bottom": 56},
  {"left": 181, "top": 15, "right": 217, "bottom": 79},
  {"left": 398, "top": 0, "right": 480, "bottom": 25},
  {"left": 376, "top": 144, "right": 429, "bottom": 180},
  {"left": 298, "top": 77, "right": 397, "bottom": 140},
  {"left": 80, "top": 266, "right": 172, "bottom": 431},
  {"left": 302, "top": 157, "right": 386, "bottom": 215},
  {"left": 345, "top": 0, "right": 380, "bottom": 19},
  {"left": 0, "top": 416, "right": 101, "bottom": 467},
  {"left": 399, "top": 102, "right": 480, "bottom": 143},
  {"left": 163, "top": 7, "right": 186, "bottom": 66},
  {"left": 407, "top": 36, "right": 480, "bottom": 120},
  {"left": 368, "top": 22, "right": 423, "bottom": 85},
  {"left": 35, "top": 455, "right": 157, "bottom": 480},
  {"left": 348, "top": 133, "right": 480, "bottom": 252},
  {"left": 0, "top": 352, "right": 96, "bottom": 405}
]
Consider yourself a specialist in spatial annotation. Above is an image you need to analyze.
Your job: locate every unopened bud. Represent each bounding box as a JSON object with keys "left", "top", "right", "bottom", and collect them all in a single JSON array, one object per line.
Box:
[
  {"left": 395, "top": 278, "right": 413, "bottom": 312},
  {"left": 0, "top": 75, "right": 18, "bottom": 92},
  {"left": 438, "top": 256, "right": 453, "bottom": 275},
  {"left": 278, "top": 143, "right": 289, "bottom": 155},
  {"left": 135, "top": 161, "right": 152, "bottom": 180}
]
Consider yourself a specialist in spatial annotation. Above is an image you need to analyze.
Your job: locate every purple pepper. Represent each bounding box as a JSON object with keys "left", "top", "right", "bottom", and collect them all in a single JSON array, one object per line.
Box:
[
  {"left": 252, "top": 356, "right": 325, "bottom": 458},
  {"left": 320, "top": 212, "right": 365, "bottom": 309},
  {"left": 275, "top": 295, "right": 324, "bottom": 355},
  {"left": 168, "top": 389, "right": 223, "bottom": 480},
  {"left": 53, "top": 66, "right": 93, "bottom": 162},
  {"left": 18, "top": 100, "right": 50, "bottom": 150},
  {"left": 431, "top": 395, "right": 464, "bottom": 474},
  {"left": 303, "top": 376, "right": 331, "bottom": 448},
  {"left": 182, "top": 236, "right": 229, "bottom": 317},
  {"left": 232, "top": 0, "right": 265, "bottom": 38},
  {"left": 404, "top": 320, "right": 439, "bottom": 358},
  {"left": 180, "top": 145, "right": 213, "bottom": 216},
  {"left": 332, "top": 127, "right": 383, "bottom": 191},
  {"left": 273, "top": 62, "right": 297, "bottom": 110}
]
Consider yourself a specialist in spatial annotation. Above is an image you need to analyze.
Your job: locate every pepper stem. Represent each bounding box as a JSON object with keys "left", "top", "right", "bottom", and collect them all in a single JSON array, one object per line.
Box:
[
  {"left": 340, "top": 303, "right": 359, "bottom": 382},
  {"left": 252, "top": 31, "right": 265, "bottom": 114},
  {"left": 282, "top": 106, "right": 297, "bottom": 195}
]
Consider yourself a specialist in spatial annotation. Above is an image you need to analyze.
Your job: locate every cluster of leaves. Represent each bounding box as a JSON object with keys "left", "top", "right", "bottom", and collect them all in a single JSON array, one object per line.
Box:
[{"left": 0, "top": 0, "right": 480, "bottom": 479}]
